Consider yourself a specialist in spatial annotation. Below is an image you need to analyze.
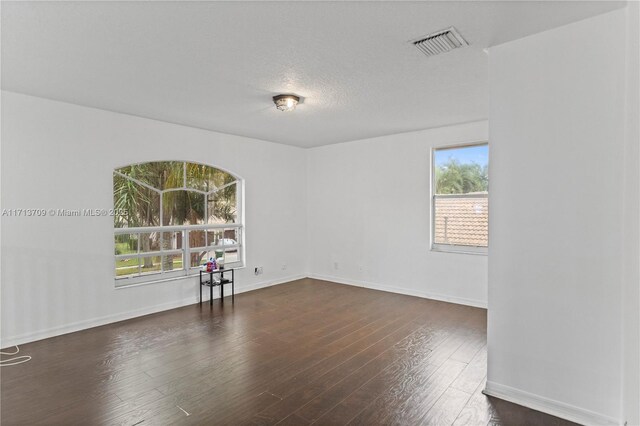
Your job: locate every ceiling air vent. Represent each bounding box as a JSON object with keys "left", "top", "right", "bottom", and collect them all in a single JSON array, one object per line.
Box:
[{"left": 413, "top": 27, "right": 468, "bottom": 57}]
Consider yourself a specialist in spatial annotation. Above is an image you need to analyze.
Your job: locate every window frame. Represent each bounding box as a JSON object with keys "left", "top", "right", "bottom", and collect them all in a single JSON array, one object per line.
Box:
[
  {"left": 430, "top": 141, "right": 489, "bottom": 256},
  {"left": 113, "top": 161, "right": 245, "bottom": 287}
]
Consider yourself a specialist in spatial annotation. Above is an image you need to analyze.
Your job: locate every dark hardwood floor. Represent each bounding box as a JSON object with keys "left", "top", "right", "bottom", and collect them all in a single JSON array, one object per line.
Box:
[{"left": 1, "top": 279, "right": 576, "bottom": 425}]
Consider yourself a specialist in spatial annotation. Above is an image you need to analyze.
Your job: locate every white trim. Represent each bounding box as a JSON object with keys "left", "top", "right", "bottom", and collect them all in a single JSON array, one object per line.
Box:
[
  {"left": 1, "top": 297, "right": 196, "bottom": 348},
  {"left": 308, "top": 273, "right": 487, "bottom": 309},
  {"left": 115, "top": 248, "right": 183, "bottom": 260},
  {"left": 431, "top": 244, "right": 488, "bottom": 256},
  {"left": 190, "top": 244, "right": 240, "bottom": 252},
  {"left": 2, "top": 273, "right": 485, "bottom": 347},
  {"left": 0, "top": 274, "right": 305, "bottom": 348},
  {"left": 208, "top": 180, "right": 236, "bottom": 195},
  {"left": 434, "top": 193, "right": 488, "bottom": 199},
  {"left": 237, "top": 274, "right": 306, "bottom": 294},
  {"left": 115, "top": 270, "right": 205, "bottom": 288},
  {"left": 115, "top": 223, "right": 242, "bottom": 234},
  {"left": 114, "top": 224, "right": 244, "bottom": 284},
  {"left": 114, "top": 162, "right": 241, "bottom": 195},
  {"left": 483, "top": 380, "right": 621, "bottom": 426},
  {"left": 430, "top": 141, "right": 489, "bottom": 251}
]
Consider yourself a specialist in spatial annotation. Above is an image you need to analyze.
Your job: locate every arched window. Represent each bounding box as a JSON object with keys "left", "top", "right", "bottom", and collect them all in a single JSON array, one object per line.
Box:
[{"left": 113, "top": 161, "right": 243, "bottom": 286}]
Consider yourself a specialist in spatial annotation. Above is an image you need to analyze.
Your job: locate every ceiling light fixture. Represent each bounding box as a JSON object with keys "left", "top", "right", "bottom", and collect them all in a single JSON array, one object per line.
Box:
[{"left": 273, "top": 94, "right": 300, "bottom": 112}]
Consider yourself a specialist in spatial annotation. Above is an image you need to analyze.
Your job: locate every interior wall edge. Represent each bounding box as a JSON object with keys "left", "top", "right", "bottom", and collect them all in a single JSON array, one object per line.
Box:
[{"left": 622, "top": 2, "right": 640, "bottom": 424}]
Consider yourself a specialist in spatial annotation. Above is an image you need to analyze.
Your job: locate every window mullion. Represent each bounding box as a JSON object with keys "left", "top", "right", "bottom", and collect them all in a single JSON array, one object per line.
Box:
[
  {"left": 185, "top": 229, "right": 190, "bottom": 273},
  {"left": 159, "top": 191, "right": 163, "bottom": 227},
  {"left": 137, "top": 232, "right": 141, "bottom": 276}
]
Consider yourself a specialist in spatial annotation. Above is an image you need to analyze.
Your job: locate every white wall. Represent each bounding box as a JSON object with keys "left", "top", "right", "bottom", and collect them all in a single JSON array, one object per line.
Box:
[
  {"left": 307, "top": 121, "right": 489, "bottom": 308},
  {"left": 623, "top": 3, "right": 640, "bottom": 425},
  {"left": 487, "top": 8, "right": 634, "bottom": 425},
  {"left": 4, "top": 8, "right": 637, "bottom": 422},
  {"left": 1, "top": 91, "right": 308, "bottom": 347}
]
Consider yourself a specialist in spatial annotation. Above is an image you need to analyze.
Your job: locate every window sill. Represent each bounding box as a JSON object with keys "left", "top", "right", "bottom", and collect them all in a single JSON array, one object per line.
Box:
[
  {"left": 431, "top": 245, "right": 488, "bottom": 256},
  {"left": 115, "top": 265, "right": 246, "bottom": 289}
]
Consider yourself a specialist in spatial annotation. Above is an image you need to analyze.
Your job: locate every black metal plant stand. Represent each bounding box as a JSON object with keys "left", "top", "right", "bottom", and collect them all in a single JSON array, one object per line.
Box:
[{"left": 199, "top": 268, "right": 235, "bottom": 306}]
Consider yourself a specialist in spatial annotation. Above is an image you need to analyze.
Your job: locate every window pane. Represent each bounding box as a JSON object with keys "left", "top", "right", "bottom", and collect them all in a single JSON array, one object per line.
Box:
[
  {"left": 186, "top": 163, "right": 236, "bottom": 192},
  {"left": 208, "top": 182, "right": 238, "bottom": 224},
  {"left": 140, "top": 255, "right": 162, "bottom": 275},
  {"left": 115, "top": 234, "right": 138, "bottom": 255},
  {"left": 189, "top": 230, "right": 207, "bottom": 249},
  {"left": 116, "top": 161, "right": 184, "bottom": 191},
  {"left": 219, "top": 229, "right": 238, "bottom": 247},
  {"left": 160, "top": 231, "right": 183, "bottom": 251},
  {"left": 115, "top": 257, "right": 140, "bottom": 278},
  {"left": 113, "top": 175, "right": 160, "bottom": 228},
  {"left": 196, "top": 248, "right": 239, "bottom": 267},
  {"left": 434, "top": 145, "right": 488, "bottom": 195},
  {"left": 222, "top": 248, "right": 240, "bottom": 264},
  {"left": 190, "top": 248, "right": 223, "bottom": 268},
  {"left": 190, "top": 250, "right": 208, "bottom": 268},
  {"left": 434, "top": 196, "right": 488, "bottom": 247},
  {"left": 162, "top": 253, "right": 183, "bottom": 272},
  {"left": 207, "top": 229, "right": 224, "bottom": 246},
  {"left": 163, "top": 191, "right": 206, "bottom": 226},
  {"left": 139, "top": 232, "right": 161, "bottom": 252}
]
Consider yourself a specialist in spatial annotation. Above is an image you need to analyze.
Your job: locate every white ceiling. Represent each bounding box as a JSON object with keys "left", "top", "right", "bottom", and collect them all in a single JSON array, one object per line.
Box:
[{"left": 1, "top": 1, "right": 625, "bottom": 148}]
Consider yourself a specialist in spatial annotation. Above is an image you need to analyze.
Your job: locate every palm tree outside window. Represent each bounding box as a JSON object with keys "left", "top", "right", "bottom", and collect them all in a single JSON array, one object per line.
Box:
[{"left": 113, "top": 161, "right": 243, "bottom": 286}]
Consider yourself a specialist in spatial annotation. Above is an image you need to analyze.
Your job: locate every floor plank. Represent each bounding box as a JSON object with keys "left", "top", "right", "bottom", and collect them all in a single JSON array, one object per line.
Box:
[
  {"left": 450, "top": 345, "right": 487, "bottom": 394},
  {"left": 1, "top": 278, "right": 578, "bottom": 426}
]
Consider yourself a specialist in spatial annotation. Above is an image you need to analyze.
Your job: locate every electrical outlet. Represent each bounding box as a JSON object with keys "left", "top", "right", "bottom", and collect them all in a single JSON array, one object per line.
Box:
[
  {"left": 333, "top": 262, "right": 339, "bottom": 270},
  {"left": 254, "top": 266, "right": 263, "bottom": 275},
  {"left": 281, "top": 264, "right": 287, "bottom": 271}
]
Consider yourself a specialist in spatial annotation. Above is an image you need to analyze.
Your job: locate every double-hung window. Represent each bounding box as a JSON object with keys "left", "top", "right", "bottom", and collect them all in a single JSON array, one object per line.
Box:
[
  {"left": 113, "top": 161, "right": 243, "bottom": 286},
  {"left": 432, "top": 143, "right": 489, "bottom": 254}
]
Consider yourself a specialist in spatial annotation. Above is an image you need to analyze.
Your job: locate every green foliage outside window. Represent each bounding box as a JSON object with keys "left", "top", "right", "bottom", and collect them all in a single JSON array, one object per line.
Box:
[
  {"left": 435, "top": 159, "right": 488, "bottom": 195},
  {"left": 114, "top": 161, "right": 237, "bottom": 228},
  {"left": 113, "top": 161, "right": 239, "bottom": 276}
]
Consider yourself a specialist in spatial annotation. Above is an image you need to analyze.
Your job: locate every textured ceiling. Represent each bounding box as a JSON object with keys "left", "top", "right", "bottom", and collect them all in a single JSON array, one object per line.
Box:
[{"left": 1, "top": 1, "right": 625, "bottom": 147}]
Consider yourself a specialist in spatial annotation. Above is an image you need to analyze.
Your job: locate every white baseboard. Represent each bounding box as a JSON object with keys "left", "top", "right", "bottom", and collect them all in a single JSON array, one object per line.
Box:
[
  {"left": 238, "top": 274, "right": 306, "bottom": 294},
  {"left": 2, "top": 297, "right": 200, "bottom": 348},
  {"left": 483, "top": 380, "right": 621, "bottom": 426},
  {"left": 1, "top": 274, "right": 305, "bottom": 348},
  {"left": 3, "top": 273, "right": 481, "bottom": 347},
  {"left": 308, "top": 273, "right": 487, "bottom": 309}
]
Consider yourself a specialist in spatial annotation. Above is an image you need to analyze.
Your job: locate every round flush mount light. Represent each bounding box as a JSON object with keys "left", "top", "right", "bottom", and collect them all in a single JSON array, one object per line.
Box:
[{"left": 273, "top": 94, "right": 300, "bottom": 112}]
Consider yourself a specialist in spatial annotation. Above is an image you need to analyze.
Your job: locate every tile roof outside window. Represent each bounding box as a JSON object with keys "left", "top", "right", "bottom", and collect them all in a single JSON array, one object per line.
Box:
[{"left": 434, "top": 194, "right": 488, "bottom": 247}]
